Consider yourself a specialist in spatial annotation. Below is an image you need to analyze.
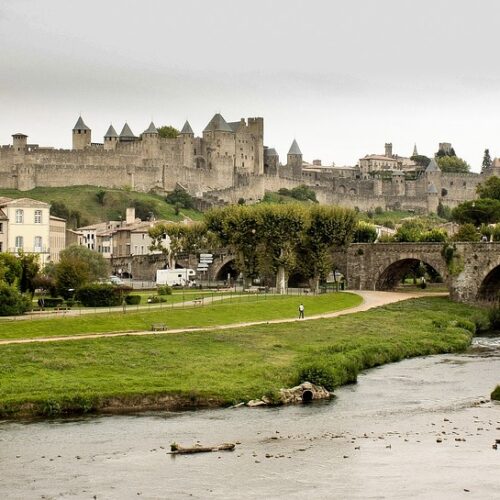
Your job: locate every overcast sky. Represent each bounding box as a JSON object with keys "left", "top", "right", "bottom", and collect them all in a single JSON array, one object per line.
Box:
[{"left": 1, "top": 0, "right": 499, "bottom": 170}]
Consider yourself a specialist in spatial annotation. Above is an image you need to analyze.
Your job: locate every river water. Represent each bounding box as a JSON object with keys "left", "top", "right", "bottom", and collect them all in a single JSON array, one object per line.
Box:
[{"left": 1, "top": 338, "right": 499, "bottom": 500}]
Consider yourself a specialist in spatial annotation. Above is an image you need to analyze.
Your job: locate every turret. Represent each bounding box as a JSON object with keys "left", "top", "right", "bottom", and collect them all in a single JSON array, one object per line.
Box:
[
  {"left": 12, "top": 133, "right": 28, "bottom": 154},
  {"left": 179, "top": 120, "right": 194, "bottom": 168},
  {"left": 72, "top": 116, "right": 91, "bottom": 150},
  {"left": 425, "top": 158, "right": 442, "bottom": 194},
  {"left": 412, "top": 143, "right": 418, "bottom": 157},
  {"left": 119, "top": 123, "right": 137, "bottom": 143},
  {"left": 287, "top": 139, "right": 303, "bottom": 179},
  {"left": 427, "top": 182, "right": 439, "bottom": 213},
  {"left": 103, "top": 124, "right": 118, "bottom": 151},
  {"left": 264, "top": 147, "right": 279, "bottom": 176},
  {"left": 203, "top": 113, "right": 235, "bottom": 159},
  {"left": 385, "top": 143, "right": 393, "bottom": 158}
]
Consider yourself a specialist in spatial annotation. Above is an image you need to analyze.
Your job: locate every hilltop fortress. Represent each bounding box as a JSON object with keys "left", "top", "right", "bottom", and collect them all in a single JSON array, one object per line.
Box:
[{"left": 1, "top": 114, "right": 498, "bottom": 213}]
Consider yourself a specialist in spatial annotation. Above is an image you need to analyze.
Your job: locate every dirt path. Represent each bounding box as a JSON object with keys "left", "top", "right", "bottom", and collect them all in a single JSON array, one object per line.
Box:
[{"left": 0, "top": 291, "right": 446, "bottom": 346}]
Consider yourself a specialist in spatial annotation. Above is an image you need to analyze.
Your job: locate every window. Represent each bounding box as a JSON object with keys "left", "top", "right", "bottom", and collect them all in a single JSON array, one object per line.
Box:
[
  {"left": 34, "top": 236, "right": 42, "bottom": 251},
  {"left": 15, "top": 236, "right": 23, "bottom": 250},
  {"left": 34, "top": 210, "right": 42, "bottom": 224},
  {"left": 0, "top": 242, "right": 2, "bottom": 252},
  {"left": 0, "top": 222, "right": 3, "bottom": 233},
  {"left": 15, "top": 209, "right": 24, "bottom": 223}
]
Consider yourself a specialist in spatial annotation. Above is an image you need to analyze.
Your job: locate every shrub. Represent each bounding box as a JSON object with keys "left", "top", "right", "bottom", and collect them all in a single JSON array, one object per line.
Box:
[
  {"left": 487, "top": 304, "right": 500, "bottom": 330},
  {"left": 76, "top": 284, "right": 125, "bottom": 307},
  {"left": 147, "top": 295, "right": 167, "bottom": 303},
  {"left": 296, "top": 361, "right": 338, "bottom": 390},
  {"left": 471, "top": 315, "right": 489, "bottom": 334},
  {"left": 453, "top": 223, "right": 480, "bottom": 242},
  {"left": 0, "top": 283, "right": 32, "bottom": 316},
  {"left": 419, "top": 229, "right": 447, "bottom": 242},
  {"left": 491, "top": 385, "right": 500, "bottom": 401},
  {"left": 157, "top": 285, "right": 173, "bottom": 296},
  {"left": 453, "top": 319, "right": 476, "bottom": 334},
  {"left": 125, "top": 295, "right": 141, "bottom": 305}
]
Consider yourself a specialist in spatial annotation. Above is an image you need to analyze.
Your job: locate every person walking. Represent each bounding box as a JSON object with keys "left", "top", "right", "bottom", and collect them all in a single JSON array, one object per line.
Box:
[{"left": 298, "top": 303, "right": 305, "bottom": 319}]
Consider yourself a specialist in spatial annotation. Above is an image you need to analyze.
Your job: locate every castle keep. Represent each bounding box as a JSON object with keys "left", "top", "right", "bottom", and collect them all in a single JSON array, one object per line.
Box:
[{"left": 1, "top": 114, "right": 496, "bottom": 212}]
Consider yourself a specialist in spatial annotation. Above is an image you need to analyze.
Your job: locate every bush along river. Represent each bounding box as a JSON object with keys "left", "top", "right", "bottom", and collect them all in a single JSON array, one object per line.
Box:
[{"left": 1, "top": 336, "right": 499, "bottom": 499}]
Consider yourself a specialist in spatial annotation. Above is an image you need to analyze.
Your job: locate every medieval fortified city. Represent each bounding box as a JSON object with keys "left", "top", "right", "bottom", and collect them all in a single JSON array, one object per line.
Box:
[{"left": 0, "top": 2, "right": 499, "bottom": 499}]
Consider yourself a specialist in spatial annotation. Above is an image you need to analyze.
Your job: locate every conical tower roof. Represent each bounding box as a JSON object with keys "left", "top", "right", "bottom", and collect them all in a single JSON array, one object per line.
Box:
[
  {"left": 73, "top": 116, "right": 90, "bottom": 131},
  {"left": 104, "top": 124, "right": 118, "bottom": 138},
  {"left": 203, "top": 113, "right": 234, "bottom": 133},
  {"left": 265, "top": 148, "right": 279, "bottom": 157},
  {"left": 180, "top": 120, "right": 194, "bottom": 135},
  {"left": 412, "top": 143, "right": 418, "bottom": 156},
  {"left": 143, "top": 121, "right": 158, "bottom": 135},
  {"left": 426, "top": 158, "right": 440, "bottom": 173},
  {"left": 288, "top": 139, "right": 302, "bottom": 155},
  {"left": 119, "top": 122, "right": 136, "bottom": 139},
  {"left": 427, "top": 182, "right": 438, "bottom": 194}
]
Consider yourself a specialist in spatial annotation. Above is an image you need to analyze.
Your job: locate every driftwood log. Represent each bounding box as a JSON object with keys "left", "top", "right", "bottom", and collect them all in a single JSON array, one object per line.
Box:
[{"left": 169, "top": 443, "right": 235, "bottom": 455}]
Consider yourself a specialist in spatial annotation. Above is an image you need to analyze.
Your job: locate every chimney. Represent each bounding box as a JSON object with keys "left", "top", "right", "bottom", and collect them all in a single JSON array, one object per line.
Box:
[{"left": 126, "top": 207, "right": 135, "bottom": 225}]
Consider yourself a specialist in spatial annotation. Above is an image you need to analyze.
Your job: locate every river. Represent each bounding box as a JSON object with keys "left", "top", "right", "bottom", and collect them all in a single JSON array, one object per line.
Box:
[{"left": 1, "top": 337, "right": 499, "bottom": 499}]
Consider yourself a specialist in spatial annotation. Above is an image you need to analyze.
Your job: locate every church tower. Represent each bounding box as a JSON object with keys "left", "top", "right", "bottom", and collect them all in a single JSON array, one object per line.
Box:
[{"left": 72, "top": 116, "right": 91, "bottom": 150}]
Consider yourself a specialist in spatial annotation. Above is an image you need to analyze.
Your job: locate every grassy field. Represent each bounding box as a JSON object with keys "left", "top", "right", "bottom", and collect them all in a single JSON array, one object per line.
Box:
[
  {"left": 0, "top": 292, "right": 362, "bottom": 340},
  {"left": 0, "top": 297, "right": 484, "bottom": 418},
  {"left": 0, "top": 186, "right": 202, "bottom": 224}
]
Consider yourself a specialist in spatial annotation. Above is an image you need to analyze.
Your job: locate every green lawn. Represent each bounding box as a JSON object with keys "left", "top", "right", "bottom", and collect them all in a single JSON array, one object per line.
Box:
[
  {"left": 0, "top": 292, "right": 362, "bottom": 340},
  {"left": 0, "top": 186, "right": 202, "bottom": 224},
  {"left": 0, "top": 297, "right": 484, "bottom": 418}
]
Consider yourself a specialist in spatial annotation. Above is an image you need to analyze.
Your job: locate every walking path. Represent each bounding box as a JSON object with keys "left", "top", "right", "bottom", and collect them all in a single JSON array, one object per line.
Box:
[{"left": 0, "top": 291, "right": 446, "bottom": 346}]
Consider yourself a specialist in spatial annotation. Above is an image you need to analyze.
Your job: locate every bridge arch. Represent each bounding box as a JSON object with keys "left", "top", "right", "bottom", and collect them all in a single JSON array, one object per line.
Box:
[
  {"left": 375, "top": 257, "right": 447, "bottom": 290},
  {"left": 476, "top": 258, "right": 500, "bottom": 302}
]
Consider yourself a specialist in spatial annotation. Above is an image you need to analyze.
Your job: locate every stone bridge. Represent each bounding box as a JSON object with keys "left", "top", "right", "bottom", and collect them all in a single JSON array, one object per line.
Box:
[
  {"left": 113, "top": 243, "right": 500, "bottom": 303},
  {"left": 333, "top": 242, "right": 500, "bottom": 303}
]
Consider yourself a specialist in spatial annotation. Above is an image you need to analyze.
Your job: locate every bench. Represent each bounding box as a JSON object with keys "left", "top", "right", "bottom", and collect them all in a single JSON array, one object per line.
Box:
[
  {"left": 151, "top": 323, "right": 167, "bottom": 331},
  {"left": 244, "top": 287, "right": 259, "bottom": 293},
  {"left": 193, "top": 298, "right": 204, "bottom": 305}
]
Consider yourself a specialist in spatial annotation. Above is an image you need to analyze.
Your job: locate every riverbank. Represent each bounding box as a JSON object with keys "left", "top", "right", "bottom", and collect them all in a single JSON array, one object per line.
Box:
[{"left": 0, "top": 297, "right": 487, "bottom": 419}]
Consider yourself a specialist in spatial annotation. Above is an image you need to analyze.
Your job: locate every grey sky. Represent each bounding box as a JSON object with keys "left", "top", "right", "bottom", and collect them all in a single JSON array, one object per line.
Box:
[{"left": 1, "top": 0, "right": 499, "bottom": 170}]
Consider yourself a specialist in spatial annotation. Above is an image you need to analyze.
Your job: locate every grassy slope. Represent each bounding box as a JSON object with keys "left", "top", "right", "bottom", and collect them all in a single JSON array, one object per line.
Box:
[
  {"left": 0, "top": 297, "right": 483, "bottom": 418},
  {"left": 0, "top": 293, "right": 362, "bottom": 340},
  {"left": 0, "top": 186, "right": 202, "bottom": 224}
]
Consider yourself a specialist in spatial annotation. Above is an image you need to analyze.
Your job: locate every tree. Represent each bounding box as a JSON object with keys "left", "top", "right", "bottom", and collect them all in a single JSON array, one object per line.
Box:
[
  {"left": 165, "top": 187, "right": 194, "bottom": 210},
  {"left": 300, "top": 205, "right": 357, "bottom": 292},
  {"left": 452, "top": 223, "right": 480, "bottom": 242},
  {"left": 353, "top": 221, "right": 377, "bottom": 243},
  {"left": 452, "top": 199, "right": 500, "bottom": 225},
  {"left": 477, "top": 176, "right": 500, "bottom": 201},
  {"left": 95, "top": 189, "right": 106, "bottom": 205},
  {"left": 410, "top": 155, "right": 431, "bottom": 167},
  {"left": 149, "top": 221, "right": 210, "bottom": 269},
  {"left": 55, "top": 246, "right": 109, "bottom": 296},
  {"left": 437, "top": 202, "right": 452, "bottom": 220},
  {"left": 436, "top": 156, "right": 470, "bottom": 173},
  {"left": 482, "top": 149, "right": 492, "bottom": 171},
  {"left": 18, "top": 253, "right": 40, "bottom": 296},
  {"left": 132, "top": 199, "right": 156, "bottom": 220},
  {"left": 204, "top": 206, "right": 261, "bottom": 287},
  {"left": 0, "top": 283, "right": 31, "bottom": 316},
  {"left": 394, "top": 220, "right": 425, "bottom": 242},
  {"left": 50, "top": 201, "right": 87, "bottom": 229},
  {"left": 0, "top": 253, "right": 22, "bottom": 285},
  {"left": 157, "top": 125, "right": 180, "bottom": 139}
]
